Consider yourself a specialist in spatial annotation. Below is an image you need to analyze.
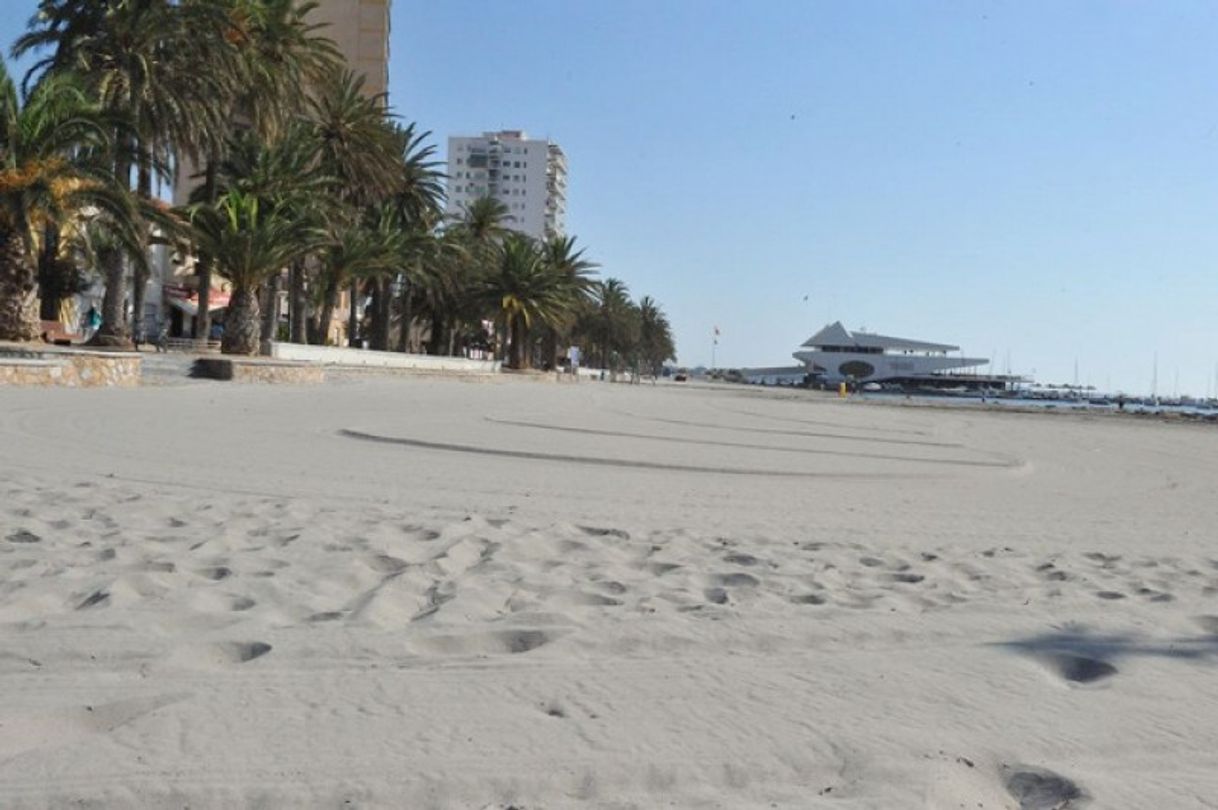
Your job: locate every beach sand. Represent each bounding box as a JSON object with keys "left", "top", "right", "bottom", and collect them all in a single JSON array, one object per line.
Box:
[{"left": 1, "top": 377, "right": 1216, "bottom": 808}]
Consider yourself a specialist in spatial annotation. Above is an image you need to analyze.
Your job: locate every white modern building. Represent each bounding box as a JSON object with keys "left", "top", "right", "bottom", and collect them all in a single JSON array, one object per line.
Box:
[
  {"left": 446, "top": 130, "right": 567, "bottom": 240},
  {"left": 793, "top": 321, "right": 989, "bottom": 386}
]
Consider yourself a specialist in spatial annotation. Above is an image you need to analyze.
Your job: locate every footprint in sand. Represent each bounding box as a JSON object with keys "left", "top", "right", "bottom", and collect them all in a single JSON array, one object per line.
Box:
[
  {"left": 413, "top": 629, "right": 554, "bottom": 656},
  {"left": 890, "top": 573, "right": 926, "bottom": 584},
  {"left": 367, "top": 554, "right": 409, "bottom": 574},
  {"left": 1037, "top": 563, "right": 1070, "bottom": 582},
  {"left": 197, "top": 566, "right": 232, "bottom": 581},
  {"left": 217, "top": 641, "right": 272, "bottom": 663},
  {"left": 1043, "top": 653, "right": 1117, "bottom": 685},
  {"left": 1004, "top": 766, "right": 1085, "bottom": 809},
  {"left": 579, "top": 526, "right": 630, "bottom": 540},
  {"left": 76, "top": 590, "right": 110, "bottom": 610},
  {"left": 711, "top": 572, "right": 760, "bottom": 588}
]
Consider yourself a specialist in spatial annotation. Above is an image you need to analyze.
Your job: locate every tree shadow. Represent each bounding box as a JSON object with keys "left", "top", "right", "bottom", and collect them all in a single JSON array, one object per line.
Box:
[{"left": 994, "top": 621, "right": 1218, "bottom": 684}]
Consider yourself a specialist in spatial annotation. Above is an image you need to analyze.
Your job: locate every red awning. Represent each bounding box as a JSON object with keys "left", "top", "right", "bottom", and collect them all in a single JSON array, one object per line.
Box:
[{"left": 164, "top": 284, "right": 230, "bottom": 315}]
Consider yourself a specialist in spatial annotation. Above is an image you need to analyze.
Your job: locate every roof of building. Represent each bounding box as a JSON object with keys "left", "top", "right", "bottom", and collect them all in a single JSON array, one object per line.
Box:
[{"left": 800, "top": 321, "right": 959, "bottom": 352}]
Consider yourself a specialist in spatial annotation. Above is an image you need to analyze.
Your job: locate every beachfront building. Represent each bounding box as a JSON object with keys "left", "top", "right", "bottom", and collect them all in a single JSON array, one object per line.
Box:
[
  {"left": 446, "top": 131, "right": 567, "bottom": 240},
  {"left": 793, "top": 321, "right": 991, "bottom": 388}
]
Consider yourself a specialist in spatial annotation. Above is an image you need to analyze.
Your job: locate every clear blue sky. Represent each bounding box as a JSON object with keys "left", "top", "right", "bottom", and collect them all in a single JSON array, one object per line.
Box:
[{"left": 6, "top": 2, "right": 1218, "bottom": 394}]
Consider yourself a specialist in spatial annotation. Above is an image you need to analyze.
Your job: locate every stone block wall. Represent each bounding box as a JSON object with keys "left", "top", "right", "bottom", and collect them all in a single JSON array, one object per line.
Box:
[
  {"left": 193, "top": 357, "right": 325, "bottom": 384},
  {"left": 0, "top": 345, "right": 141, "bottom": 387}
]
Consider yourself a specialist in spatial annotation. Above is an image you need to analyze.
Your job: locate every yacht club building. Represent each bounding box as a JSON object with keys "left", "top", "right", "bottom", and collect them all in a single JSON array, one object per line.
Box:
[{"left": 793, "top": 321, "right": 990, "bottom": 387}]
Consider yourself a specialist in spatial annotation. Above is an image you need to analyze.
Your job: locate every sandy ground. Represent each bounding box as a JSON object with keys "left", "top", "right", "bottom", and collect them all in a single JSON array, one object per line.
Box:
[{"left": 2, "top": 377, "right": 1217, "bottom": 809}]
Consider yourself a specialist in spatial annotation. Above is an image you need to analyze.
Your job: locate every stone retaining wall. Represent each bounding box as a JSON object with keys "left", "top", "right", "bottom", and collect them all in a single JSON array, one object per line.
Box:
[
  {"left": 193, "top": 357, "right": 325, "bottom": 384},
  {"left": 0, "top": 344, "right": 142, "bottom": 387}
]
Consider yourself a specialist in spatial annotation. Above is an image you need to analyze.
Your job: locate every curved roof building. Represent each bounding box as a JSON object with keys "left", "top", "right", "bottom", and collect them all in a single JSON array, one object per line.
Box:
[{"left": 793, "top": 322, "right": 988, "bottom": 384}]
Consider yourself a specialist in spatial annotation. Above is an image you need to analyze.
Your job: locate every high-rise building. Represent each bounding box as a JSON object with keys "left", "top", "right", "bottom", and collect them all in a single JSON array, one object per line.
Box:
[
  {"left": 309, "top": 0, "right": 391, "bottom": 100},
  {"left": 446, "top": 130, "right": 567, "bottom": 240}
]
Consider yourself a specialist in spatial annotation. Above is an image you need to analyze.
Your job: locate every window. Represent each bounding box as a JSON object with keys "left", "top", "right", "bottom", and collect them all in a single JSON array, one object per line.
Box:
[
  {"left": 514, "top": 161, "right": 520, "bottom": 168},
  {"left": 456, "top": 158, "right": 463, "bottom": 165}
]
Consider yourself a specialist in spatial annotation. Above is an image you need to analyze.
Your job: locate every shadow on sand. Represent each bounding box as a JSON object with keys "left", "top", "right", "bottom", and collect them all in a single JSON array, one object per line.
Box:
[{"left": 996, "top": 622, "right": 1218, "bottom": 684}]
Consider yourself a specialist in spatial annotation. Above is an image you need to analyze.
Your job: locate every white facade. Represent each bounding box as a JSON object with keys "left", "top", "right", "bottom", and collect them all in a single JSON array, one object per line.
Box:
[
  {"left": 446, "top": 130, "right": 567, "bottom": 240},
  {"left": 793, "top": 321, "right": 988, "bottom": 384}
]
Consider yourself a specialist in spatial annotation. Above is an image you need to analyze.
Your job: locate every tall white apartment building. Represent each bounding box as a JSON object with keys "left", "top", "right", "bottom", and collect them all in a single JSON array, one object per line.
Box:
[{"left": 446, "top": 130, "right": 567, "bottom": 240}]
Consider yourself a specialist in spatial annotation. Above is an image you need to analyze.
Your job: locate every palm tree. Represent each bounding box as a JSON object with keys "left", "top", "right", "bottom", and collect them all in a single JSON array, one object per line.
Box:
[
  {"left": 585, "top": 277, "right": 633, "bottom": 370},
  {"left": 401, "top": 228, "right": 465, "bottom": 354},
  {"left": 372, "top": 122, "right": 443, "bottom": 350},
  {"left": 303, "top": 69, "right": 404, "bottom": 345},
  {"left": 457, "top": 196, "right": 511, "bottom": 243},
  {"left": 0, "top": 61, "right": 139, "bottom": 341},
  {"left": 203, "top": 123, "right": 333, "bottom": 345},
  {"left": 478, "top": 233, "right": 578, "bottom": 370},
  {"left": 538, "top": 234, "right": 597, "bottom": 368},
  {"left": 636, "top": 295, "right": 675, "bottom": 377},
  {"left": 309, "top": 70, "right": 401, "bottom": 206},
  {"left": 221, "top": 0, "right": 341, "bottom": 143},
  {"left": 313, "top": 211, "right": 404, "bottom": 347},
  {"left": 435, "top": 196, "right": 509, "bottom": 355},
  {"left": 16, "top": 0, "right": 235, "bottom": 345},
  {"left": 186, "top": 188, "right": 314, "bottom": 354},
  {"left": 206, "top": 0, "right": 341, "bottom": 343}
]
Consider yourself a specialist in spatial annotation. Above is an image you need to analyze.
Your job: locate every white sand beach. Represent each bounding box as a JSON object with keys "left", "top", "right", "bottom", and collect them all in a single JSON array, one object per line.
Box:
[{"left": 2, "top": 377, "right": 1217, "bottom": 808}]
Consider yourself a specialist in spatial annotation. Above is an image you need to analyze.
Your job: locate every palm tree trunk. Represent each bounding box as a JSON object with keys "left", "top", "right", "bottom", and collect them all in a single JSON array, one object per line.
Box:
[
  {"left": 260, "top": 273, "right": 280, "bottom": 343},
  {"left": 0, "top": 227, "right": 39, "bottom": 341},
  {"left": 196, "top": 157, "right": 218, "bottom": 341},
  {"left": 92, "top": 137, "right": 133, "bottom": 347},
  {"left": 36, "top": 223, "right": 62, "bottom": 323},
  {"left": 289, "top": 259, "right": 307, "bottom": 343},
  {"left": 221, "top": 285, "right": 261, "bottom": 355},
  {"left": 543, "top": 326, "right": 558, "bottom": 371},
  {"left": 130, "top": 162, "right": 153, "bottom": 346},
  {"left": 315, "top": 277, "right": 340, "bottom": 346},
  {"left": 347, "top": 278, "right": 360, "bottom": 347},
  {"left": 93, "top": 246, "right": 129, "bottom": 346},
  {"left": 427, "top": 313, "right": 444, "bottom": 355},
  {"left": 397, "top": 283, "right": 412, "bottom": 353},
  {"left": 514, "top": 316, "right": 531, "bottom": 369},
  {"left": 368, "top": 278, "right": 386, "bottom": 351}
]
